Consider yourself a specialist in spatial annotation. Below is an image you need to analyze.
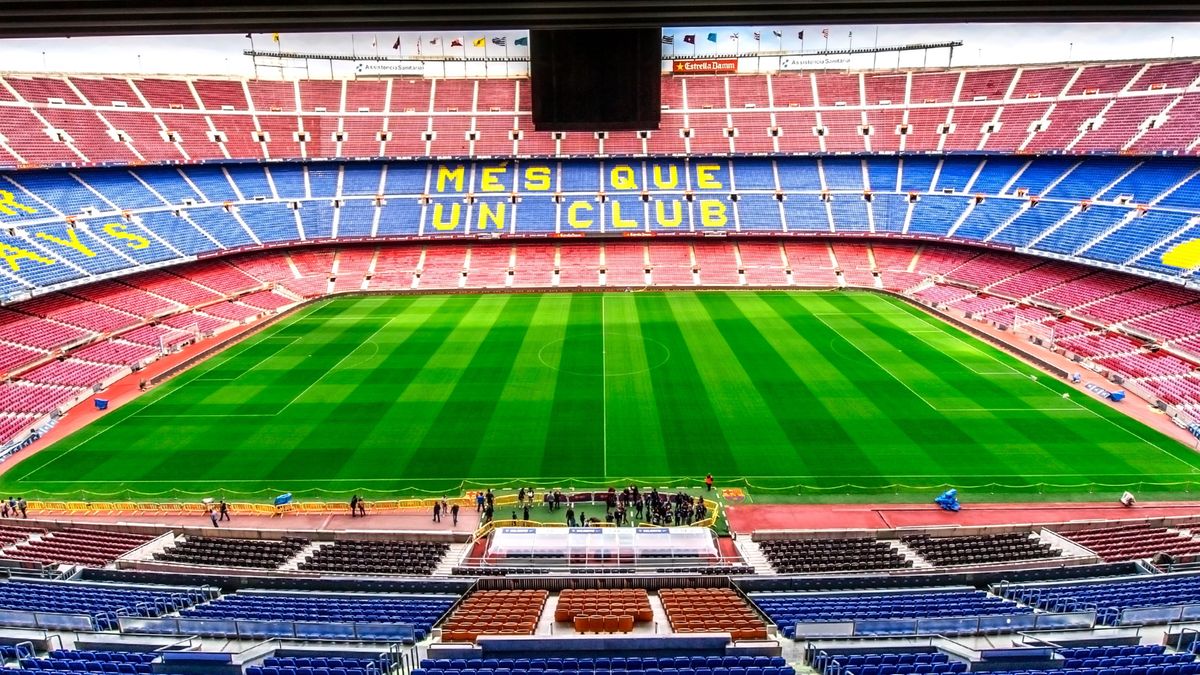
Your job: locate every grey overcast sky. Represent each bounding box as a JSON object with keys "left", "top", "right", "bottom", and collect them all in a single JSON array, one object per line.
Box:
[{"left": 0, "top": 23, "right": 1195, "bottom": 78}]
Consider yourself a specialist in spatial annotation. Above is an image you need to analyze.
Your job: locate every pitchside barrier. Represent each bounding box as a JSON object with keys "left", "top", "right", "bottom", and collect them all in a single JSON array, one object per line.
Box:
[{"left": 794, "top": 609, "right": 1096, "bottom": 639}]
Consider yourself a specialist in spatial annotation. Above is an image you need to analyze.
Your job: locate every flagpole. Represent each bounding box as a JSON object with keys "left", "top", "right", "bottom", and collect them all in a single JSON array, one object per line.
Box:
[
  {"left": 374, "top": 34, "right": 379, "bottom": 58},
  {"left": 504, "top": 43, "right": 510, "bottom": 77},
  {"left": 440, "top": 38, "right": 447, "bottom": 78},
  {"left": 247, "top": 34, "right": 259, "bottom": 78},
  {"left": 872, "top": 26, "right": 879, "bottom": 71}
]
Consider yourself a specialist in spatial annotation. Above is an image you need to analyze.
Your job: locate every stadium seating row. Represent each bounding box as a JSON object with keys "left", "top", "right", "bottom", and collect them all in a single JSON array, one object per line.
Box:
[
  {"left": 2, "top": 66, "right": 1200, "bottom": 166},
  {"left": 0, "top": 157, "right": 1198, "bottom": 300}
]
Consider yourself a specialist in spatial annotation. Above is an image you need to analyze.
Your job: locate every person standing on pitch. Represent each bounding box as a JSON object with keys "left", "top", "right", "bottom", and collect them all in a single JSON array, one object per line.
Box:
[
  {"left": 567, "top": 505, "right": 576, "bottom": 527},
  {"left": 705, "top": 474, "right": 714, "bottom": 491},
  {"left": 433, "top": 501, "right": 442, "bottom": 523},
  {"left": 219, "top": 499, "right": 230, "bottom": 522},
  {"left": 209, "top": 508, "right": 219, "bottom": 528},
  {"left": 350, "top": 495, "right": 359, "bottom": 518},
  {"left": 451, "top": 503, "right": 460, "bottom": 526}
]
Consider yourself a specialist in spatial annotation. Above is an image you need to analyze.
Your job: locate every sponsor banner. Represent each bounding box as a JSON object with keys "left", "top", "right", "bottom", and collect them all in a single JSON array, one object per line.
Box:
[
  {"left": 671, "top": 58, "right": 738, "bottom": 75},
  {"left": 0, "top": 417, "right": 57, "bottom": 463},
  {"left": 779, "top": 55, "right": 853, "bottom": 71},
  {"left": 353, "top": 61, "right": 428, "bottom": 77}
]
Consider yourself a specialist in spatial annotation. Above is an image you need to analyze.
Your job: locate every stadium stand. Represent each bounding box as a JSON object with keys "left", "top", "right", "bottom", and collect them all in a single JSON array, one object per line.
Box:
[
  {"left": 179, "top": 590, "right": 455, "bottom": 640},
  {"left": 757, "top": 537, "right": 912, "bottom": 574},
  {"left": 996, "top": 572, "right": 1200, "bottom": 624},
  {"left": 750, "top": 588, "right": 1029, "bottom": 638},
  {"left": 440, "top": 589, "right": 548, "bottom": 641},
  {"left": 415, "top": 656, "right": 796, "bottom": 675},
  {"left": 1, "top": 527, "right": 155, "bottom": 567},
  {"left": 659, "top": 588, "right": 768, "bottom": 639},
  {"left": 153, "top": 536, "right": 309, "bottom": 569},
  {"left": 297, "top": 539, "right": 450, "bottom": 576},
  {"left": 554, "top": 589, "right": 653, "bottom": 633},
  {"left": 899, "top": 533, "right": 1062, "bottom": 566},
  {"left": 1055, "top": 524, "right": 1200, "bottom": 561},
  {"left": 0, "top": 578, "right": 208, "bottom": 629}
]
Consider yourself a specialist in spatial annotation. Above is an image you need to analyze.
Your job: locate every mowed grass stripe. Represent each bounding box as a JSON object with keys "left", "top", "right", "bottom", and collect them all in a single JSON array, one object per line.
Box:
[
  {"left": 602, "top": 294, "right": 670, "bottom": 479},
  {"left": 660, "top": 293, "right": 799, "bottom": 476},
  {"left": 467, "top": 295, "right": 574, "bottom": 480},
  {"left": 631, "top": 294, "right": 737, "bottom": 480},
  {"left": 541, "top": 294, "right": 605, "bottom": 480}
]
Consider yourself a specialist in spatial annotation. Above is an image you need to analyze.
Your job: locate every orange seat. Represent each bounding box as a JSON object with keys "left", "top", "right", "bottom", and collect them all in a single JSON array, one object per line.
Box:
[
  {"left": 617, "top": 615, "right": 634, "bottom": 632},
  {"left": 603, "top": 615, "right": 619, "bottom": 633}
]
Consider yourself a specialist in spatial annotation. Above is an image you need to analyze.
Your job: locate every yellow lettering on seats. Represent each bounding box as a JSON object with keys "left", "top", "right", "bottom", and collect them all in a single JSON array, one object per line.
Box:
[
  {"left": 36, "top": 228, "right": 95, "bottom": 257},
  {"left": 611, "top": 201, "right": 639, "bottom": 228},
  {"left": 0, "top": 243, "right": 54, "bottom": 272},
  {"left": 652, "top": 165, "right": 678, "bottom": 189},
  {"left": 476, "top": 202, "right": 506, "bottom": 230},
  {"left": 524, "top": 166, "right": 551, "bottom": 191},
  {"left": 655, "top": 200, "right": 683, "bottom": 228},
  {"left": 567, "top": 201, "right": 594, "bottom": 229},
  {"left": 0, "top": 190, "right": 36, "bottom": 216},
  {"left": 699, "top": 200, "right": 728, "bottom": 228},
  {"left": 695, "top": 164, "right": 723, "bottom": 189},
  {"left": 610, "top": 165, "right": 638, "bottom": 191},
  {"left": 479, "top": 167, "right": 506, "bottom": 192},
  {"left": 432, "top": 203, "right": 461, "bottom": 230},
  {"left": 436, "top": 165, "right": 465, "bottom": 193},
  {"left": 103, "top": 222, "right": 150, "bottom": 250}
]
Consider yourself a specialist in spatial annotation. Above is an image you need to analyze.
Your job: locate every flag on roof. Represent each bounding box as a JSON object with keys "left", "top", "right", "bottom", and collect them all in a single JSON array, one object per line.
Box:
[
  {"left": 731, "top": 32, "right": 739, "bottom": 41},
  {"left": 706, "top": 32, "right": 717, "bottom": 43},
  {"left": 683, "top": 34, "right": 696, "bottom": 44},
  {"left": 473, "top": 37, "right": 486, "bottom": 47},
  {"left": 451, "top": 38, "right": 463, "bottom": 47},
  {"left": 773, "top": 30, "right": 783, "bottom": 38},
  {"left": 514, "top": 36, "right": 528, "bottom": 46},
  {"left": 492, "top": 36, "right": 507, "bottom": 46},
  {"left": 798, "top": 30, "right": 804, "bottom": 40},
  {"left": 753, "top": 31, "right": 761, "bottom": 41},
  {"left": 661, "top": 35, "right": 674, "bottom": 44},
  {"left": 430, "top": 37, "right": 439, "bottom": 45},
  {"left": 821, "top": 28, "right": 830, "bottom": 38},
  {"left": 271, "top": 32, "right": 280, "bottom": 43},
  {"left": 392, "top": 37, "right": 401, "bottom": 50}
]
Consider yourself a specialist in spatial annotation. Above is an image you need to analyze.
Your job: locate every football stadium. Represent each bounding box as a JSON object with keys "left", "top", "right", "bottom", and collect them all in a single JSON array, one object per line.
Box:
[{"left": 6, "top": 0, "right": 1200, "bottom": 673}]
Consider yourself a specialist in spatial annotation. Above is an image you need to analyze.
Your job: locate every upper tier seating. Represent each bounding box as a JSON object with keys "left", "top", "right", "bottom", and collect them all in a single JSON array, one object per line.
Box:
[
  {"left": 900, "top": 533, "right": 1062, "bottom": 566},
  {"left": 440, "top": 589, "right": 548, "bottom": 642},
  {"left": 810, "top": 648, "right": 962, "bottom": 675},
  {"left": 153, "top": 536, "right": 308, "bottom": 569},
  {"left": 751, "top": 588, "right": 1029, "bottom": 638},
  {"left": 998, "top": 572, "right": 1200, "bottom": 624},
  {"left": 180, "top": 590, "right": 455, "bottom": 640},
  {"left": 1056, "top": 524, "right": 1200, "bottom": 562},
  {"left": 0, "top": 66, "right": 1196, "bottom": 166},
  {"left": 297, "top": 539, "right": 450, "bottom": 576},
  {"left": 659, "top": 588, "right": 767, "bottom": 640},
  {"left": 758, "top": 537, "right": 911, "bottom": 574}
]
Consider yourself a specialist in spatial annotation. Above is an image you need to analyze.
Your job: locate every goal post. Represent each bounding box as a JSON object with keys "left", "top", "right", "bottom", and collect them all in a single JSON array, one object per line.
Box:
[{"left": 159, "top": 322, "right": 201, "bottom": 354}]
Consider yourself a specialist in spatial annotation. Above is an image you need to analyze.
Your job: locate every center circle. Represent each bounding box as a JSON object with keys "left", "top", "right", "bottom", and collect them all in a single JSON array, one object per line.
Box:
[{"left": 538, "top": 332, "right": 672, "bottom": 377}]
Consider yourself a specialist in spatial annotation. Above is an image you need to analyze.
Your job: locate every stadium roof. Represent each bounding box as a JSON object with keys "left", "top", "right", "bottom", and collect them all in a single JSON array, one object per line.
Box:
[{"left": 7, "top": 0, "right": 1200, "bottom": 38}]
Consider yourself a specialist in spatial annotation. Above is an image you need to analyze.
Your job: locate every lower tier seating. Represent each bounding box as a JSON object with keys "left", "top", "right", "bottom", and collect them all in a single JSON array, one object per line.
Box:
[
  {"left": 758, "top": 537, "right": 911, "bottom": 574},
  {"left": 659, "top": 587, "right": 767, "bottom": 640},
  {"left": 440, "top": 589, "right": 548, "bottom": 642},
  {"left": 153, "top": 536, "right": 309, "bottom": 569}
]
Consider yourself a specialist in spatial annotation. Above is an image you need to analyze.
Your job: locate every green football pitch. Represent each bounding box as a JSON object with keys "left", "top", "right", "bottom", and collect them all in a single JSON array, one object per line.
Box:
[{"left": 4, "top": 290, "right": 1200, "bottom": 501}]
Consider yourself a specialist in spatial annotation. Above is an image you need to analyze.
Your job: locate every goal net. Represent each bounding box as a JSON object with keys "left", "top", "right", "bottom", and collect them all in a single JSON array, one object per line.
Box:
[{"left": 159, "top": 322, "right": 201, "bottom": 354}]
